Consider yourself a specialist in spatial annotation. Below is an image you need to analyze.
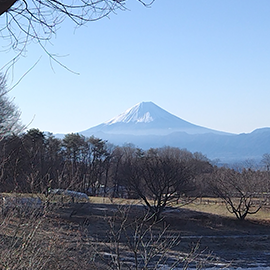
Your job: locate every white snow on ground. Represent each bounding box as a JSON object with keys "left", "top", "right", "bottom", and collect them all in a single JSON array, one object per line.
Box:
[
  {"left": 205, "top": 268, "right": 270, "bottom": 270},
  {"left": 158, "top": 267, "right": 270, "bottom": 270}
]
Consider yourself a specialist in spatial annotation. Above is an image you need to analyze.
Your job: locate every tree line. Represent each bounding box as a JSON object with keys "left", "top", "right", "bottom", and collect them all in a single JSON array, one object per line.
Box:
[
  {"left": 1, "top": 129, "right": 270, "bottom": 220},
  {"left": 0, "top": 129, "right": 210, "bottom": 196}
]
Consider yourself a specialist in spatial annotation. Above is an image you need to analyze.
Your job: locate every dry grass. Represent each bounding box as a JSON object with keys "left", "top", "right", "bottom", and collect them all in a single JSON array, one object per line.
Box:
[
  {"left": 90, "top": 196, "right": 270, "bottom": 221},
  {"left": 0, "top": 203, "right": 97, "bottom": 269},
  {"left": 1, "top": 194, "right": 270, "bottom": 269},
  {"left": 89, "top": 196, "right": 142, "bottom": 205},
  {"left": 179, "top": 197, "right": 270, "bottom": 221}
]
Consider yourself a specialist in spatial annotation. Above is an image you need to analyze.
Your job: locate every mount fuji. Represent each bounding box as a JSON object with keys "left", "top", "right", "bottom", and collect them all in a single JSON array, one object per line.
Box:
[
  {"left": 81, "top": 102, "right": 229, "bottom": 137},
  {"left": 75, "top": 101, "right": 270, "bottom": 164}
]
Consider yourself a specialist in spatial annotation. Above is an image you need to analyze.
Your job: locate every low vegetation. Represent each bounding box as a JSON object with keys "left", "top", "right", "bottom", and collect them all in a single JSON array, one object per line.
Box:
[{"left": 1, "top": 194, "right": 270, "bottom": 269}]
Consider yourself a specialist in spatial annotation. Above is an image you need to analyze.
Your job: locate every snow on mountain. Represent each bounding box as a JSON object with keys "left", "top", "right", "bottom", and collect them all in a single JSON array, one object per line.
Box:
[
  {"left": 81, "top": 102, "right": 230, "bottom": 136},
  {"left": 105, "top": 102, "right": 155, "bottom": 124},
  {"left": 54, "top": 102, "right": 270, "bottom": 163}
]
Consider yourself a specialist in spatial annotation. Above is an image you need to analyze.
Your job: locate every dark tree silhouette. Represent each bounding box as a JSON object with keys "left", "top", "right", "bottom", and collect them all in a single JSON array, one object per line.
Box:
[{"left": 121, "top": 147, "right": 206, "bottom": 220}]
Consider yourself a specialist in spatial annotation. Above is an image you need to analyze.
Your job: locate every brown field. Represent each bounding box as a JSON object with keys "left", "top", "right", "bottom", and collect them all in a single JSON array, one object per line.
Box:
[{"left": 0, "top": 195, "right": 270, "bottom": 269}]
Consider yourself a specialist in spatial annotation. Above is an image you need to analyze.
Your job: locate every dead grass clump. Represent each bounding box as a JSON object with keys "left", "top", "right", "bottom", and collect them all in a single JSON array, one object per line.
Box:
[{"left": 0, "top": 198, "right": 98, "bottom": 269}]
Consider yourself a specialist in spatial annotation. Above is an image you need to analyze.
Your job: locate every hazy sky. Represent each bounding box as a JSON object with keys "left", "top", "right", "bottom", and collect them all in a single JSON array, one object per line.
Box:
[{"left": 2, "top": 0, "right": 270, "bottom": 135}]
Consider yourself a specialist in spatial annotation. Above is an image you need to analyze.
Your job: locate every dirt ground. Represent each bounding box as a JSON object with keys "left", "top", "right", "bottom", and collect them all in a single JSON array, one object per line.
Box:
[
  {"left": 1, "top": 199, "right": 270, "bottom": 269},
  {"left": 52, "top": 202, "right": 270, "bottom": 268}
]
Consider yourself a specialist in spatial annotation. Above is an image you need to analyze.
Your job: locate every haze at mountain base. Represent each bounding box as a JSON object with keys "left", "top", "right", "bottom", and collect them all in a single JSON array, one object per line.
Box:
[{"left": 56, "top": 102, "right": 270, "bottom": 164}]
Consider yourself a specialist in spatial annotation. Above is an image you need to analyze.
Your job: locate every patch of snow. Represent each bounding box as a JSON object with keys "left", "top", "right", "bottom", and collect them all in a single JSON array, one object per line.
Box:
[
  {"left": 105, "top": 102, "right": 155, "bottom": 124},
  {"left": 49, "top": 189, "right": 89, "bottom": 200},
  {"left": 137, "top": 112, "right": 153, "bottom": 123},
  {"left": 158, "top": 267, "right": 270, "bottom": 270},
  {"left": 1, "top": 196, "right": 43, "bottom": 215}
]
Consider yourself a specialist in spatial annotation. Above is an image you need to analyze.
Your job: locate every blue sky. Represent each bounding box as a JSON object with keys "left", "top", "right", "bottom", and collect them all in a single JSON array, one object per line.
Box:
[{"left": 1, "top": 0, "right": 270, "bottom": 134}]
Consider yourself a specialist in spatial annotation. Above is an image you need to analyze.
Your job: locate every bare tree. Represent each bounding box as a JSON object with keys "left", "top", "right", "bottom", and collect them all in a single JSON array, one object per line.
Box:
[
  {"left": 0, "top": 0, "right": 155, "bottom": 65},
  {"left": 0, "top": 73, "right": 23, "bottom": 140},
  {"left": 121, "top": 147, "right": 198, "bottom": 220},
  {"left": 261, "top": 153, "right": 270, "bottom": 171},
  {"left": 97, "top": 205, "right": 210, "bottom": 270},
  {"left": 209, "top": 167, "right": 265, "bottom": 220}
]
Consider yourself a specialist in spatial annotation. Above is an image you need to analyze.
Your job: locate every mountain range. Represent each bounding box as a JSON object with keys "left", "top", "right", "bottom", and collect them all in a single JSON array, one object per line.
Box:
[
  {"left": 73, "top": 102, "right": 270, "bottom": 164},
  {"left": 82, "top": 102, "right": 229, "bottom": 136}
]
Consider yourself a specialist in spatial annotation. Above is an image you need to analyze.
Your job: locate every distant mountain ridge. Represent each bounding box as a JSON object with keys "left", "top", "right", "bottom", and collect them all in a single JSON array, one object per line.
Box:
[
  {"left": 81, "top": 102, "right": 230, "bottom": 136},
  {"left": 79, "top": 129, "right": 270, "bottom": 164},
  {"left": 55, "top": 101, "right": 270, "bottom": 164}
]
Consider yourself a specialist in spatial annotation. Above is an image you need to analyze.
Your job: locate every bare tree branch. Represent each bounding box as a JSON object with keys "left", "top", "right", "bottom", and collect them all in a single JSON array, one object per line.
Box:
[{"left": 0, "top": 0, "right": 155, "bottom": 51}]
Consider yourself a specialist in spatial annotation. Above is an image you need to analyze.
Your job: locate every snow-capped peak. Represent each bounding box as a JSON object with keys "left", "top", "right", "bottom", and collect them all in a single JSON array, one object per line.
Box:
[
  {"left": 81, "top": 101, "right": 231, "bottom": 137},
  {"left": 105, "top": 102, "right": 156, "bottom": 125}
]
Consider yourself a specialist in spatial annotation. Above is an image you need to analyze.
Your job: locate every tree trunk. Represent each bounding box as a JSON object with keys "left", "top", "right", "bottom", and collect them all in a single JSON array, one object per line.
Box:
[{"left": 0, "top": 0, "right": 17, "bottom": 16}]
